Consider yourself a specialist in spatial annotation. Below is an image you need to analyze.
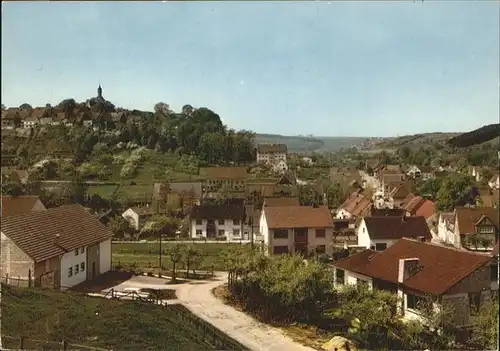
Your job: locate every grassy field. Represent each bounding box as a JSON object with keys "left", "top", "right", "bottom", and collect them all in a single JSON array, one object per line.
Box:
[
  {"left": 114, "top": 184, "right": 155, "bottom": 203},
  {"left": 1, "top": 284, "right": 231, "bottom": 350},
  {"left": 86, "top": 184, "right": 119, "bottom": 199},
  {"left": 112, "top": 242, "right": 241, "bottom": 271}
]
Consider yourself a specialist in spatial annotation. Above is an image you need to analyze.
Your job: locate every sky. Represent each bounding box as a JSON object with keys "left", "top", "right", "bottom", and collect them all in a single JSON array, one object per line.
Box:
[{"left": 1, "top": 1, "right": 499, "bottom": 137}]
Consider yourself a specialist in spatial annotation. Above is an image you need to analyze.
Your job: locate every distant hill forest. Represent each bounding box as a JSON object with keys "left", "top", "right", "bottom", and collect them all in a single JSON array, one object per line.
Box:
[{"left": 447, "top": 123, "right": 500, "bottom": 148}]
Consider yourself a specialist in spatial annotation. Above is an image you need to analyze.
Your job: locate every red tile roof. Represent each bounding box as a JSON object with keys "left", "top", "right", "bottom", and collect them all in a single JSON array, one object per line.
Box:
[
  {"left": 340, "top": 191, "right": 372, "bottom": 218},
  {"left": 264, "top": 205, "right": 333, "bottom": 228},
  {"left": 202, "top": 167, "right": 248, "bottom": 180},
  {"left": 1, "top": 205, "right": 114, "bottom": 262},
  {"left": 334, "top": 238, "right": 492, "bottom": 294},
  {"left": 401, "top": 194, "right": 425, "bottom": 214},
  {"left": 455, "top": 207, "right": 499, "bottom": 235},
  {"left": 363, "top": 216, "right": 432, "bottom": 240},
  {"left": 415, "top": 200, "right": 436, "bottom": 219},
  {"left": 263, "top": 197, "right": 300, "bottom": 207},
  {"left": 1, "top": 196, "right": 45, "bottom": 217},
  {"left": 389, "top": 182, "right": 412, "bottom": 199},
  {"left": 257, "top": 144, "right": 287, "bottom": 153}
]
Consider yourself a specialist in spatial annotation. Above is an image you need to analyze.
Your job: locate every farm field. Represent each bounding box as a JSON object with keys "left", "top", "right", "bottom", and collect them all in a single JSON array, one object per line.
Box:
[
  {"left": 112, "top": 242, "right": 241, "bottom": 271},
  {"left": 1, "top": 284, "right": 231, "bottom": 351}
]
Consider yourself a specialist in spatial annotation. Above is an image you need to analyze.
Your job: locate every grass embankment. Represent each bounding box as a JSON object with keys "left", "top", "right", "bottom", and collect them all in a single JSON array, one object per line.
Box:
[
  {"left": 1, "top": 284, "right": 221, "bottom": 350},
  {"left": 112, "top": 242, "right": 240, "bottom": 271}
]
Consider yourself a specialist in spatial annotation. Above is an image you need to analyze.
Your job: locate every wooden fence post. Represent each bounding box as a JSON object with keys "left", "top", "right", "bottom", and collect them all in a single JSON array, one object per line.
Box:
[
  {"left": 19, "top": 336, "right": 24, "bottom": 349},
  {"left": 5, "top": 273, "right": 8, "bottom": 284},
  {"left": 17, "top": 276, "right": 20, "bottom": 286},
  {"left": 61, "top": 339, "right": 68, "bottom": 350}
]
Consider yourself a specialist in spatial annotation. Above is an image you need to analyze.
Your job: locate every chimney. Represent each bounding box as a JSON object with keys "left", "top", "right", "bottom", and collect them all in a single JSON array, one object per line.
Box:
[
  {"left": 397, "top": 258, "right": 420, "bottom": 283},
  {"left": 54, "top": 233, "right": 60, "bottom": 245}
]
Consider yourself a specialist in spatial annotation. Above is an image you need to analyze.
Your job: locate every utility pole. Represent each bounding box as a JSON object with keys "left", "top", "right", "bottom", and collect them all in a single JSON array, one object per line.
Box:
[{"left": 158, "top": 230, "right": 162, "bottom": 269}]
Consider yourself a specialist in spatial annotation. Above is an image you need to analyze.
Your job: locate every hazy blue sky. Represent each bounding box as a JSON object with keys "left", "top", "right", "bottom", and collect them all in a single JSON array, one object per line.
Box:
[{"left": 2, "top": 2, "right": 499, "bottom": 137}]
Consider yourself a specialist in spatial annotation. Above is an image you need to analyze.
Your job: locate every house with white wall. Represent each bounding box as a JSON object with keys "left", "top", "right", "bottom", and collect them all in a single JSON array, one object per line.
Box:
[
  {"left": 336, "top": 190, "right": 372, "bottom": 220},
  {"left": 256, "top": 144, "right": 287, "bottom": 165},
  {"left": 1, "top": 204, "right": 113, "bottom": 290},
  {"left": 332, "top": 238, "right": 494, "bottom": 326},
  {"left": 122, "top": 206, "right": 168, "bottom": 231},
  {"left": 437, "top": 212, "right": 456, "bottom": 246},
  {"left": 454, "top": 207, "right": 499, "bottom": 251},
  {"left": 488, "top": 174, "right": 499, "bottom": 190},
  {"left": 357, "top": 215, "right": 432, "bottom": 251},
  {"left": 189, "top": 199, "right": 248, "bottom": 241},
  {"left": 260, "top": 204, "right": 334, "bottom": 256}
]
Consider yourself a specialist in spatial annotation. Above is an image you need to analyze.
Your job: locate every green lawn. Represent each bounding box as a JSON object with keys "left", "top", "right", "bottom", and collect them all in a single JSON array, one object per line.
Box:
[
  {"left": 1, "top": 284, "right": 239, "bottom": 351},
  {"left": 112, "top": 242, "right": 242, "bottom": 271},
  {"left": 86, "top": 184, "right": 119, "bottom": 199},
  {"left": 114, "top": 184, "right": 155, "bottom": 203}
]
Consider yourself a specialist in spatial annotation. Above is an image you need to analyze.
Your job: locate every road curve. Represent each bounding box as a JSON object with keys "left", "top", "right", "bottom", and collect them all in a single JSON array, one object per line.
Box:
[{"left": 175, "top": 273, "right": 315, "bottom": 351}]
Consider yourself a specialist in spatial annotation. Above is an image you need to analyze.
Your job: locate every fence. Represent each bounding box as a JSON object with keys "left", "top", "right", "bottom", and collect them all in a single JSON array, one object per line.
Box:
[
  {"left": 167, "top": 305, "right": 249, "bottom": 351},
  {"left": 3, "top": 275, "right": 32, "bottom": 288},
  {"left": 3, "top": 279, "right": 247, "bottom": 351},
  {"left": 2, "top": 335, "right": 111, "bottom": 351}
]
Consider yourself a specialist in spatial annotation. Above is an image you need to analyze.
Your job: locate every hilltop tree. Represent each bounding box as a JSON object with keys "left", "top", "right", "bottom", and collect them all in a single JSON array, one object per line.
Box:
[
  {"left": 19, "top": 103, "right": 32, "bottom": 110},
  {"left": 182, "top": 104, "right": 194, "bottom": 115},
  {"left": 436, "top": 173, "right": 474, "bottom": 211},
  {"left": 154, "top": 102, "right": 172, "bottom": 117}
]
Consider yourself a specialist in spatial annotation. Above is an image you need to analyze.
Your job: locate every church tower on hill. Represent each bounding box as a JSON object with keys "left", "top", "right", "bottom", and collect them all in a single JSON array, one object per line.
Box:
[{"left": 97, "top": 85, "right": 103, "bottom": 99}]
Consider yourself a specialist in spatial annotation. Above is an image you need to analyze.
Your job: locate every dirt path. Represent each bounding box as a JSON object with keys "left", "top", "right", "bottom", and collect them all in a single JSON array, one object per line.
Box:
[{"left": 175, "top": 273, "right": 315, "bottom": 351}]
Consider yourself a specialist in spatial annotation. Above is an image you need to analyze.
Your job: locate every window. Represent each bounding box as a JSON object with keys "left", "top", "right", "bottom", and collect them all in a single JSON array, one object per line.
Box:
[
  {"left": 479, "top": 226, "right": 494, "bottom": 234},
  {"left": 336, "top": 269, "right": 345, "bottom": 285},
  {"left": 469, "top": 292, "right": 481, "bottom": 313},
  {"left": 491, "top": 264, "right": 498, "bottom": 283},
  {"left": 218, "top": 229, "right": 225, "bottom": 236},
  {"left": 406, "top": 294, "right": 425, "bottom": 311},
  {"left": 375, "top": 243, "right": 387, "bottom": 251},
  {"left": 75, "top": 264, "right": 79, "bottom": 274},
  {"left": 195, "top": 219, "right": 202, "bottom": 225},
  {"left": 75, "top": 249, "right": 79, "bottom": 256},
  {"left": 68, "top": 267, "right": 73, "bottom": 278},
  {"left": 233, "top": 219, "right": 240, "bottom": 225},
  {"left": 218, "top": 219, "right": 225, "bottom": 225},
  {"left": 316, "top": 245, "right": 326, "bottom": 254},
  {"left": 273, "top": 229, "right": 288, "bottom": 239},
  {"left": 81, "top": 262, "right": 85, "bottom": 271},
  {"left": 80, "top": 247, "right": 84, "bottom": 254},
  {"left": 233, "top": 229, "right": 241, "bottom": 237},
  {"left": 196, "top": 229, "right": 202, "bottom": 236},
  {"left": 316, "top": 229, "right": 326, "bottom": 238},
  {"left": 273, "top": 245, "right": 289, "bottom": 254}
]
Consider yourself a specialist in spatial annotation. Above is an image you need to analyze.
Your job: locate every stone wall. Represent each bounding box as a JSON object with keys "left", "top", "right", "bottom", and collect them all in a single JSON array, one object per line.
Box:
[{"left": 0, "top": 232, "right": 34, "bottom": 279}]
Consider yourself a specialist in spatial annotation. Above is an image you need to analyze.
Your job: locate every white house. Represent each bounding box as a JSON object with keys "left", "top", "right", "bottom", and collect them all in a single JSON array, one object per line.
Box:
[
  {"left": 406, "top": 165, "right": 421, "bottom": 179},
  {"left": 488, "top": 174, "right": 499, "bottom": 190},
  {"left": 0, "top": 204, "right": 113, "bottom": 290},
  {"left": 256, "top": 144, "right": 287, "bottom": 166},
  {"left": 436, "top": 212, "right": 456, "bottom": 246},
  {"left": 122, "top": 206, "right": 166, "bottom": 231},
  {"left": 189, "top": 199, "right": 248, "bottom": 241},
  {"left": 22, "top": 116, "right": 38, "bottom": 129},
  {"left": 272, "top": 159, "right": 288, "bottom": 173},
  {"left": 260, "top": 204, "right": 334, "bottom": 256},
  {"left": 332, "top": 238, "right": 494, "bottom": 326},
  {"left": 356, "top": 215, "right": 432, "bottom": 251},
  {"left": 335, "top": 191, "right": 372, "bottom": 220}
]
